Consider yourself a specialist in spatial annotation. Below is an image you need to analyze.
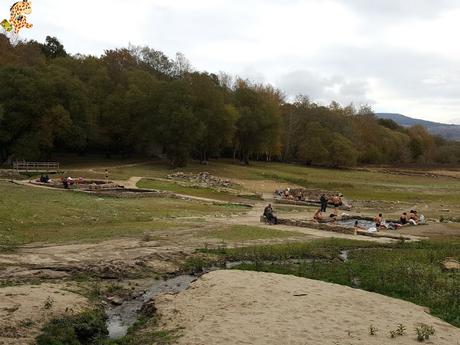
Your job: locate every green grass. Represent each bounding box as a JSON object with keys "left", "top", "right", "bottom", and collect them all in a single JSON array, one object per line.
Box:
[
  {"left": 0, "top": 181, "right": 247, "bottom": 244},
  {"left": 203, "top": 238, "right": 388, "bottom": 261},
  {"left": 206, "top": 238, "right": 460, "bottom": 328},
  {"left": 203, "top": 225, "right": 302, "bottom": 241},
  {"left": 36, "top": 310, "right": 108, "bottom": 345},
  {"left": 137, "top": 179, "right": 240, "bottom": 202},
  {"left": 52, "top": 158, "right": 460, "bottom": 206},
  {"left": 35, "top": 309, "right": 177, "bottom": 345},
  {"left": 109, "top": 160, "right": 459, "bottom": 204}
]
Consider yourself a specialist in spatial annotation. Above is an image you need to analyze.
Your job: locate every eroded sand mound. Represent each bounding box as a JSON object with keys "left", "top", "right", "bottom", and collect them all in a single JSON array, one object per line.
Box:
[
  {"left": 156, "top": 270, "right": 460, "bottom": 345},
  {"left": 0, "top": 284, "right": 89, "bottom": 345}
]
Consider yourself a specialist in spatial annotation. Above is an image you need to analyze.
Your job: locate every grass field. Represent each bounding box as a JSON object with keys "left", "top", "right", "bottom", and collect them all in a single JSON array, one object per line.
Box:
[
  {"left": 202, "top": 225, "right": 303, "bottom": 241},
  {"left": 2, "top": 158, "right": 460, "bottom": 244},
  {"left": 41, "top": 157, "right": 460, "bottom": 203},
  {"left": 137, "top": 179, "right": 242, "bottom": 202},
  {"left": 83, "top": 159, "right": 460, "bottom": 203},
  {"left": 0, "top": 181, "right": 246, "bottom": 245}
]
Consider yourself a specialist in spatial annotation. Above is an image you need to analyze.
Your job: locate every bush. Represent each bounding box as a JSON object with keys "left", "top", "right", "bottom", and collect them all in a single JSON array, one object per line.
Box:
[{"left": 36, "top": 310, "right": 108, "bottom": 345}]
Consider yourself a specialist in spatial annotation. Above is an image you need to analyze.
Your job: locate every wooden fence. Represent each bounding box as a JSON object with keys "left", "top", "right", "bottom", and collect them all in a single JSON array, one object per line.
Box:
[{"left": 12, "top": 161, "right": 60, "bottom": 173}]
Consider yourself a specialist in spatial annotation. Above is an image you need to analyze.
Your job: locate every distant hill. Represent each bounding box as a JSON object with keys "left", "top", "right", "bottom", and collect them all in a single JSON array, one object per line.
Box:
[{"left": 376, "top": 113, "right": 460, "bottom": 141}]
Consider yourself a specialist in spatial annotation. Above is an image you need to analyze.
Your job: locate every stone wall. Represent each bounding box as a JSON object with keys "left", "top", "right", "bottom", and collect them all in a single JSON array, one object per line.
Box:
[{"left": 278, "top": 219, "right": 356, "bottom": 234}]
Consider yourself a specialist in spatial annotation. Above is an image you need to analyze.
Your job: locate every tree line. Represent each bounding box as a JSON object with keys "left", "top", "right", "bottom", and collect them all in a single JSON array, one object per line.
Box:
[{"left": 1, "top": 35, "right": 459, "bottom": 167}]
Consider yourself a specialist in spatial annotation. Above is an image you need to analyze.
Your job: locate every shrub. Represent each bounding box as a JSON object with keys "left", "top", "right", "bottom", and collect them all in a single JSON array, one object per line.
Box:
[{"left": 36, "top": 310, "right": 108, "bottom": 345}]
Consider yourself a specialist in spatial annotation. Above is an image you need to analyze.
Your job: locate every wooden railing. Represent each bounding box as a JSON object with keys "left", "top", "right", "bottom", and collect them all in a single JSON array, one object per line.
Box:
[{"left": 12, "top": 161, "right": 60, "bottom": 172}]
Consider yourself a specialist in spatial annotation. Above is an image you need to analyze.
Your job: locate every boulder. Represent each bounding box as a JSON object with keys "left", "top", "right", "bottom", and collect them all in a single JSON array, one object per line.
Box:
[{"left": 442, "top": 258, "right": 460, "bottom": 271}]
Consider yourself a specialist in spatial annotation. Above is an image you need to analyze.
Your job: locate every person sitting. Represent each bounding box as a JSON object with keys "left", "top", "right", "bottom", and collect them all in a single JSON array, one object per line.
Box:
[
  {"left": 39, "top": 174, "right": 46, "bottom": 183},
  {"left": 374, "top": 213, "right": 387, "bottom": 231},
  {"left": 331, "top": 195, "right": 342, "bottom": 207},
  {"left": 313, "top": 209, "right": 324, "bottom": 222},
  {"left": 43, "top": 175, "right": 50, "bottom": 183},
  {"left": 400, "top": 212, "right": 408, "bottom": 225},
  {"left": 329, "top": 213, "right": 338, "bottom": 224},
  {"left": 62, "top": 177, "right": 69, "bottom": 189},
  {"left": 409, "top": 210, "right": 418, "bottom": 225},
  {"left": 263, "top": 204, "right": 278, "bottom": 225}
]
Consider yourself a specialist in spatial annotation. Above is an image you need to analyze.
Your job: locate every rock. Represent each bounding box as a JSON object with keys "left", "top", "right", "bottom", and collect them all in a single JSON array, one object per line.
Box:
[
  {"left": 140, "top": 299, "right": 157, "bottom": 317},
  {"left": 442, "top": 258, "right": 460, "bottom": 271},
  {"left": 167, "top": 172, "right": 233, "bottom": 189},
  {"left": 107, "top": 296, "right": 123, "bottom": 306}
]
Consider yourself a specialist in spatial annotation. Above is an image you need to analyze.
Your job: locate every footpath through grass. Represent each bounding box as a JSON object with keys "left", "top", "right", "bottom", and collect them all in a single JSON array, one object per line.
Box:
[
  {"left": 100, "top": 159, "right": 460, "bottom": 205},
  {"left": 137, "top": 179, "right": 241, "bottom": 202},
  {"left": 44, "top": 158, "right": 460, "bottom": 206},
  {"left": 0, "top": 181, "right": 246, "bottom": 245},
  {"left": 203, "top": 238, "right": 460, "bottom": 328}
]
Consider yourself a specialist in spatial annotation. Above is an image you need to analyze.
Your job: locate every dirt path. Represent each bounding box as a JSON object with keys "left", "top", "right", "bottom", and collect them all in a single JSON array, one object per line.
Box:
[{"left": 113, "top": 176, "right": 143, "bottom": 189}]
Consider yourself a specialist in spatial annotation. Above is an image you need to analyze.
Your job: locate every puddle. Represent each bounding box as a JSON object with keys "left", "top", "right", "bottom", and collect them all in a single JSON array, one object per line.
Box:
[
  {"left": 338, "top": 219, "right": 375, "bottom": 230},
  {"left": 106, "top": 275, "right": 196, "bottom": 339}
]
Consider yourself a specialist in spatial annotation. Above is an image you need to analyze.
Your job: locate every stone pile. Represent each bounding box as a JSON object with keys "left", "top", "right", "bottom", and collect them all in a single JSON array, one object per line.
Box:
[
  {"left": 275, "top": 188, "right": 340, "bottom": 202},
  {"left": 167, "top": 172, "right": 232, "bottom": 188},
  {"left": 274, "top": 187, "right": 352, "bottom": 210}
]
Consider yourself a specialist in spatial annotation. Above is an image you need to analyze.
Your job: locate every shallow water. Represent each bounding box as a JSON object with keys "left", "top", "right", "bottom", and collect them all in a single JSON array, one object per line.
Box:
[
  {"left": 338, "top": 219, "right": 375, "bottom": 229},
  {"left": 106, "top": 275, "right": 197, "bottom": 339}
]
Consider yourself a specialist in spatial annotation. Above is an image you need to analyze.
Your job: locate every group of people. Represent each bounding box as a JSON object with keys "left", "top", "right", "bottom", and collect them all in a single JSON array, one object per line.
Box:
[
  {"left": 39, "top": 174, "right": 50, "bottom": 183},
  {"left": 263, "top": 193, "right": 426, "bottom": 232},
  {"left": 277, "top": 188, "right": 344, "bottom": 207},
  {"left": 371, "top": 210, "right": 425, "bottom": 232},
  {"left": 400, "top": 210, "right": 425, "bottom": 225},
  {"left": 313, "top": 208, "right": 339, "bottom": 223},
  {"left": 62, "top": 176, "right": 74, "bottom": 189}
]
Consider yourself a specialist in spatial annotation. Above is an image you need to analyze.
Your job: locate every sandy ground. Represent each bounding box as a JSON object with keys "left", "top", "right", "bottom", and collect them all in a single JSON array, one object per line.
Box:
[
  {"left": 0, "top": 238, "right": 192, "bottom": 280},
  {"left": 0, "top": 283, "right": 89, "bottom": 345},
  {"left": 156, "top": 270, "right": 460, "bottom": 345}
]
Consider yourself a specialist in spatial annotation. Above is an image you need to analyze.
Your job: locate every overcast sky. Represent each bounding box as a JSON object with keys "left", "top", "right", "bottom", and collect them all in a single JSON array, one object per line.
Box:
[{"left": 8, "top": 0, "right": 460, "bottom": 124}]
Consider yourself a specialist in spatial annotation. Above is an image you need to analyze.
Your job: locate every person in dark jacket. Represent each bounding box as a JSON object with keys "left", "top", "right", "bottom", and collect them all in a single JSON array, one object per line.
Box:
[
  {"left": 263, "top": 204, "right": 278, "bottom": 225},
  {"left": 320, "top": 194, "right": 328, "bottom": 212}
]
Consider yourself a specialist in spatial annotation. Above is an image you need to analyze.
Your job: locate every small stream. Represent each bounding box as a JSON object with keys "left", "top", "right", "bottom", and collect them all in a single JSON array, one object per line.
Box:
[
  {"left": 106, "top": 254, "right": 351, "bottom": 339},
  {"left": 106, "top": 275, "right": 197, "bottom": 339}
]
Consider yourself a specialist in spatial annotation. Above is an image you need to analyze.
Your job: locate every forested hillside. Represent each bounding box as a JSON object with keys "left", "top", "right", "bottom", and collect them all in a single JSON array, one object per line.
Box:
[{"left": 1, "top": 35, "right": 460, "bottom": 167}]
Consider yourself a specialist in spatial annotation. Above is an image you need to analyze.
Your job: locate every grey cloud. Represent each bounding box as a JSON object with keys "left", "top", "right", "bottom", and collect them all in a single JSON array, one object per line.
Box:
[
  {"left": 314, "top": 46, "right": 460, "bottom": 101},
  {"left": 276, "top": 70, "right": 373, "bottom": 106}
]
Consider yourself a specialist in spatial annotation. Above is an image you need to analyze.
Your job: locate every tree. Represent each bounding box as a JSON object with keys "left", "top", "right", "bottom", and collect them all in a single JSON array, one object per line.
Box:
[
  {"left": 233, "top": 80, "right": 282, "bottom": 164},
  {"left": 327, "top": 134, "right": 358, "bottom": 167},
  {"left": 155, "top": 80, "right": 202, "bottom": 167},
  {"left": 188, "top": 72, "right": 237, "bottom": 162},
  {"left": 41, "top": 36, "right": 67, "bottom": 59}
]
